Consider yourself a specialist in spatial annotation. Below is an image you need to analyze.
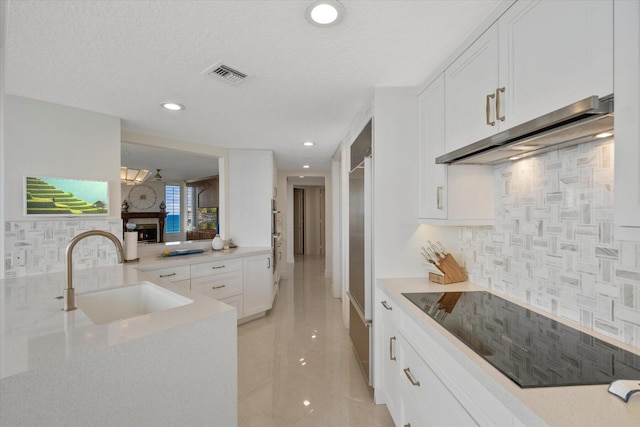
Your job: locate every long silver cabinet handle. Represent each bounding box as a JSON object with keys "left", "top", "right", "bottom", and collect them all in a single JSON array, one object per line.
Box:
[
  {"left": 496, "top": 87, "right": 505, "bottom": 122},
  {"left": 389, "top": 336, "right": 397, "bottom": 361},
  {"left": 267, "top": 257, "right": 271, "bottom": 269},
  {"left": 403, "top": 367, "right": 421, "bottom": 387},
  {"left": 436, "top": 186, "right": 444, "bottom": 210},
  {"left": 159, "top": 273, "right": 176, "bottom": 278},
  {"left": 381, "top": 300, "right": 393, "bottom": 310},
  {"left": 211, "top": 284, "right": 226, "bottom": 289},
  {"left": 211, "top": 265, "right": 226, "bottom": 269},
  {"left": 486, "top": 93, "right": 496, "bottom": 126}
]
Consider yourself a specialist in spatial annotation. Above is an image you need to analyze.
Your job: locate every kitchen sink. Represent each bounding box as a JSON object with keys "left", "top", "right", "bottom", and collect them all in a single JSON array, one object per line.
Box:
[{"left": 76, "top": 281, "right": 193, "bottom": 325}]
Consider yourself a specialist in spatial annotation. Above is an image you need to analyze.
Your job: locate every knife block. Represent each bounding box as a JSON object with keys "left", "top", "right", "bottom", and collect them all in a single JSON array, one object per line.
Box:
[{"left": 428, "top": 254, "right": 468, "bottom": 284}]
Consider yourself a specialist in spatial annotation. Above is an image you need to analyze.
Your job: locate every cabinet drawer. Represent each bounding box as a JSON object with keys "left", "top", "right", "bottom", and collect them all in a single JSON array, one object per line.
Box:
[
  {"left": 172, "top": 278, "right": 191, "bottom": 291},
  {"left": 191, "top": 271, "right": 243, "bottom": 300},
  {"left": 190, "top": 258, "right": 242, "bottom": 279},
  {"left": 399, "top": 335, "right": 477, "bottom": 426},
  {"left": 144, "top": 265, "right": 191, "bottom": 283}
]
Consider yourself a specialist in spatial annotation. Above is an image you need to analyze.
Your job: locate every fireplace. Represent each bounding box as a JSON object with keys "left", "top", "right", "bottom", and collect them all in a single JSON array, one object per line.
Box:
[
  {"left": 121, "top": 212, "right": 168, "bottom": 243},
  {"left": 135, "top": 224, "right": 158, "bottom": 243}
]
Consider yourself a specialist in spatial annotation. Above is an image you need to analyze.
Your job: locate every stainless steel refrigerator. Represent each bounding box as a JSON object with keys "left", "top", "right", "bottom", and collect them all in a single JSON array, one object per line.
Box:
[{"left": 348, "top": 120, "right": 372, "bottom": 385}]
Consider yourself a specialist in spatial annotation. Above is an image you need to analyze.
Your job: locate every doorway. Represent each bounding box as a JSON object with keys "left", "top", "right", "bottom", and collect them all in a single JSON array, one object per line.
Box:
[{"left": 292, "top": 185, "right": 326, "bottom": 256}]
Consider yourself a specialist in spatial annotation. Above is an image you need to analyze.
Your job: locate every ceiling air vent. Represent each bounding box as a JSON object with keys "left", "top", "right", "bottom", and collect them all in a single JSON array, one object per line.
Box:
[{"left": 202, "top": 62, "right": 248, "bottom": 85}]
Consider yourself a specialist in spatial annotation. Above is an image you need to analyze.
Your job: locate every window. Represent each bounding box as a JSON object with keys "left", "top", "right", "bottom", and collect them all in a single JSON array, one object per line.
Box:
[{"left": 165, "top": 185, "right": 180, "bottom": 233}]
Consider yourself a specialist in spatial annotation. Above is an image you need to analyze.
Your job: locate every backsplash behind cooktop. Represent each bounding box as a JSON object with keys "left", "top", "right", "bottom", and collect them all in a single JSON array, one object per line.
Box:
[{"left": 460, "top": 139, "right": 640, "bottom": 349}]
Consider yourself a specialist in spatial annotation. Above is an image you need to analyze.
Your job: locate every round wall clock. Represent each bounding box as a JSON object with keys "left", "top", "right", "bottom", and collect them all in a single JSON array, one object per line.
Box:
[{"left": 128, "top": 184, "right": 157, "bottom": 210}]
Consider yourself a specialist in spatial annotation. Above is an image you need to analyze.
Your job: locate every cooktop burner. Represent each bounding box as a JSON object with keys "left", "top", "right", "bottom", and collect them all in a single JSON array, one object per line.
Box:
[{"left": 402, "top": 291, "right": 640, "bottom": 388}]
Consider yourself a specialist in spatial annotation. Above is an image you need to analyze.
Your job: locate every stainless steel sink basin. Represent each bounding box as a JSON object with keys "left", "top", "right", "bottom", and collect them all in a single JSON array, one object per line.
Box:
[{"left": 76, "top": 281, "right": 193, "bottom": 325}]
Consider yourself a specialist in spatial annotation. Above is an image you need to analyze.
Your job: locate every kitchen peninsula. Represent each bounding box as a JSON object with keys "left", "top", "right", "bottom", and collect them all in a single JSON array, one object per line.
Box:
[{"left": 0, "top": 245, "right": 271, "bottom": 426}]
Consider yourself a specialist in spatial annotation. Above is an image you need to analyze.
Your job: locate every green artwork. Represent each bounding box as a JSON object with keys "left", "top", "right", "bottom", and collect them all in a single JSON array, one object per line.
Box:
[{"left": 25, "top": 176, "right": 109, "bottom": 215}]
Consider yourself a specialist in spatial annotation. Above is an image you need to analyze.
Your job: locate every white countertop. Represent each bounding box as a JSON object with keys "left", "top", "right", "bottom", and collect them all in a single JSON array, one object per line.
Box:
[
  {"left": 379, "top": 278, "right": 640, "bottom": 427},
  {"left": 0, "top": 247, "right": 269, "bottom": 380}
]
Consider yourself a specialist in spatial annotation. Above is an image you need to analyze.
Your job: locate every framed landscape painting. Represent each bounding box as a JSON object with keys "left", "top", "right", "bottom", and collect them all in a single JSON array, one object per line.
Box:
[{"left": 25, "top": 176, "right": 109, "bottom": 216}]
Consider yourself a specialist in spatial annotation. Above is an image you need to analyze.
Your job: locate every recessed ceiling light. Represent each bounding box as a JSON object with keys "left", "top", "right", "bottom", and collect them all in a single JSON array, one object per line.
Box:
[
  {"left": 302, "top": 164, "right": 310, "bottom": 169},
  {"left": 303, "top": 141, "right": 315, "bottom": 146},
  {"left": 509, "top": 156, "right": 520, "bottom": 161},
  {"left": 299, "top": 176, "right": 305, "bottom": 178},
  {"left": 305, "top": 1, "right": 344, "bottom": 26},
  {"left": 161, "top": 102, "right": 185, "bottom": 111},
  {"left": 596, "top": 132, "right": 613, "bottom": 138}
]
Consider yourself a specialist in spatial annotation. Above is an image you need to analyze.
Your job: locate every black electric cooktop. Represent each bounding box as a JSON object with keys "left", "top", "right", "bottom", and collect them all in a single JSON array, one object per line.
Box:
[{"left": 402, "top": 291, "right": 640, "bottom": 388}]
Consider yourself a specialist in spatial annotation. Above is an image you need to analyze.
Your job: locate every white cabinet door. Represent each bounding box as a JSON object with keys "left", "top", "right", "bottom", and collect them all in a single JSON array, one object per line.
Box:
[
  {"left": 614, "top": 0, "right": 640, "bottom": 240},
  {"left": 498, "top": 0, "right": 613, "bottom": 130},
  {"left": 445, "top": 0, "right": 613, "bottom": 155},
  {"left": 445, "top": 24, "right": 499, "bottom": 153},
  {"left": 399, "top": 334, "right": 478, "bottom": 427},
  {"left": 419, "top": 74, "right": 494, "bottom": 225},
  {"left": 418, "top": 74, "right": 447, "bottom": 220},
  {"left": 378, "top": 298, "right": 400, "bottom": 425},
  {"left": 243, "top": 254, "right": 272, "bottom": 317}
]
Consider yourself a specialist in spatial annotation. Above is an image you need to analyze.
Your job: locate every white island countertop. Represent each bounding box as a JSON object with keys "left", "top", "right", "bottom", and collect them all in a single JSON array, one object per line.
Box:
[
  {"left": 379, "top": 278, "right": 640, "bottom": 427},
  {"left": 0, "top": 246, "right": 270, "bottom": 380},
  {"left": 0, "top": 246, "right": 277, "bottom": 425}
]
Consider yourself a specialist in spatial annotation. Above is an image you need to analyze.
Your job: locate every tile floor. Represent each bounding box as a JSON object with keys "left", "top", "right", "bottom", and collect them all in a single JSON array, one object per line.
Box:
[{"left": 237, "top": 254, "right": 395, "bottom": 427}]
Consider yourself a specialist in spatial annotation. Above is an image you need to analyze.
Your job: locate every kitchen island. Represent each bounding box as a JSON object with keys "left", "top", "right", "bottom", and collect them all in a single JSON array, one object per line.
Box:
[
  {"left": 0, "top": 259, "right": 238, "bottom": 426},
  {"left": 377, "top": 278, "right": 640, "bottom": 427}
]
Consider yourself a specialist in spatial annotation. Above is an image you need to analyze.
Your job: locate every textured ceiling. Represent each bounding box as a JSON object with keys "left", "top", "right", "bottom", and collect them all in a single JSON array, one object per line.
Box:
[{"left": 4, "top": 0, "right": 502, "bottom": 172}]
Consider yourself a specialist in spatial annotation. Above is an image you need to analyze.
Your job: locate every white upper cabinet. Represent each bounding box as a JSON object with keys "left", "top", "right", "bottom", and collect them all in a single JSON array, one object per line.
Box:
[
  {"left": 614, "top": 0, "right": 640, "bottom": 240},
  {"left": 444, "top": 0, "right": 613, "bottom": 153},
  {"left": 419, "top": 75, "right": 494, "bottom": 224},
  {"left": 445, "top": 25, "right": 500, "bottom": 154},
  {"left": 498, "top": 0, "right": 613, "bottom": 129},
  {"left": 418, "top": 74, "right": 447, "bottom": 220}
]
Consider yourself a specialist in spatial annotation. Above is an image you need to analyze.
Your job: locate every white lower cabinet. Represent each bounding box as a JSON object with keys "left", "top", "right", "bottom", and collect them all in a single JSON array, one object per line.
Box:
[
  {"left": 398, "top": 334, "right": 477, "bottom": 427},
  {"left": 242, "top": 254, "right": 273, "bottom": 318},
  {"left": 379, "top": 298, "right": 400, "bottom": 425},
  {"left": 141, "top": 252, "right": 274, "bottom": 323},
  {"left": 379, "top": 290, "right": 516, "bottom": 427}
]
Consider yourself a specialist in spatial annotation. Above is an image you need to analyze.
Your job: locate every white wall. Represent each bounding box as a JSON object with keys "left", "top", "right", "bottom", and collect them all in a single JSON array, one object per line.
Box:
[
  {"left": 5, "top": 96, "right": 121, "bottom": 221},
  {"left": 228, "top": 149, "right": 273, "bottom": 247},
  {"left": 372, "top": 88, "right": 459, "bottom": 279}
]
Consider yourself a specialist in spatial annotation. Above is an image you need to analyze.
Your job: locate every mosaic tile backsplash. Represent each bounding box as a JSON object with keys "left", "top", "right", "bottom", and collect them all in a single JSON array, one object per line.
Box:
[
  {"left": 4, "top": 219, "right": 122, "bottom": 278},
  {"left": 459, "top": 140, "right": 640, "bottom": 349}
]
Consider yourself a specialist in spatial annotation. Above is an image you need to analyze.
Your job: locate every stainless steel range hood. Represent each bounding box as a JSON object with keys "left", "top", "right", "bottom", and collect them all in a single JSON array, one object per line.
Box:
[{"left": 436, "top": 95, "right": 614, "bottom": 165}]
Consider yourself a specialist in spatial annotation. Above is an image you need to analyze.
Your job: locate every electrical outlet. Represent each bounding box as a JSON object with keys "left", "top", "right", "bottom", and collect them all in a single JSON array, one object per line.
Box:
[{"left": 13, "top": 248, "right": 26, "bottom": 267}]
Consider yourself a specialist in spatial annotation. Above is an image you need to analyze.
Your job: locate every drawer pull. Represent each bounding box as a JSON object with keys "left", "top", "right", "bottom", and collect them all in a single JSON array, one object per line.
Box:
[
  {"left": 403, "top": 367, "right": 421, "bottom": 387},
  {"left": 212, "top": 284, "right": 226, "bottom": 290},
  {"left": 381, "top": 300, "right": 393, "bottom": 310},
  {"left": 159, "top": 273, "right": 177, "bottom": 278},
  {"left": 496, "top": 86, "right": 505, "bottom": 122},
  {"left": 389, "top": 336, "right": 397, "bottom": 361},
  {"left": 211, "top": 265, "right": 226, "bottom": 269},
  {"left": 485, "top": 93, "right": 496, "bottom": 126},
  {"left": 436, "top": 186, "right": 444, "bottom": 210}
]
